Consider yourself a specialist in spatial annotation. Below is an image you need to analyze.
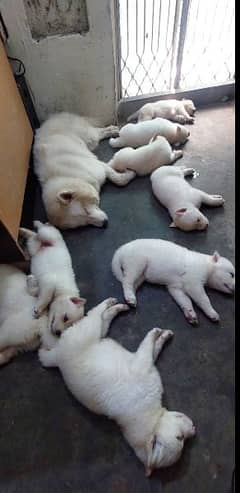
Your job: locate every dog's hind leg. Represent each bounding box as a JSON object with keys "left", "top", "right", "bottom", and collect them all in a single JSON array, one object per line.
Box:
[
  {"left": 105, "top": 165, "right": 136, "bottom": 186},
  {"left": 171, "top": 150, "right": 183, "bottom": 163},
  {"left": 200, "top": 192, "right": 225, "bottom": 207},
  {"left": 101, "top": 303, "right": 129, "bottom": 337},
  {"left": 0, "top": 347, "right": 19, "bottom": 365}
]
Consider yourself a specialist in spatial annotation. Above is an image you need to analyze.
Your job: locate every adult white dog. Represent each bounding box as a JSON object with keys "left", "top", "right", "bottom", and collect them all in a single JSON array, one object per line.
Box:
[
  {"left": 0, "top": 264, "right": 55, "bottom": 365},
  {"left": 19, "top": 221, "right": 86, "bottom": 335},
  {"left": 109, "top": 134, "right": 183, "bottom": 176},
  {"left": 127, "top": 98, "right": 196, "bottom": 123},
  {"left": 39, "top": 297, "right": 195, "bottom": 476},
  {"left": 109, "top": 118, "right": 190, "bottom": 149},
  {"left": 112, "top": 239, "right": 235, "bottom": 325},
  {"left": 33, "top": 112, "right": 135, "bottom": 229},
  {"left": 151, "top": 166, "right": 225, "bottom": 231}
]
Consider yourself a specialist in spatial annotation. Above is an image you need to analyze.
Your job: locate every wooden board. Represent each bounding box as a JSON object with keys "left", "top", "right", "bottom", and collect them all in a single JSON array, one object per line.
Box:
[{"left": 0, "top": 40, "right": 33, "bottom": 261}]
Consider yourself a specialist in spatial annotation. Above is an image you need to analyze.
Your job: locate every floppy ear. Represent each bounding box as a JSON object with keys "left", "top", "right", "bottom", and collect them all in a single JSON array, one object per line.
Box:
[
  {"left": 57, "top": 191, "right": 74, "bottom": 205},
  {"left": 70, "top": 297, "right": 87, "bottom": 306},
  {"left": 176, "top": 125, "right": 182, "bottom": 135},
  {"left": 212, "top": 251, "right": 220, "bottom": 263},
  {"left": 175, "top": 207, "right": 187, "bottom": 216}
]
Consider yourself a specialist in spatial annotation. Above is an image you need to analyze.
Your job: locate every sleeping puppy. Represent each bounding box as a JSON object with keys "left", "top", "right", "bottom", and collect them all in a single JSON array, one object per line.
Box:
[
  {"left": 33, "top": 112, "right": 135, "bottom": 229},
  {"left": 39, "top": 297, "right": 195, "bottom": 476},
  {"left": 151, "top": 166, "right": 225, "bottom": 231},
  {"left": 109, "top": 134, "right": 183, "bottom": 176},
  {"left": 19, "top": 221, "right": 86, "bottom": 335},
  {"left": 109, "top": 118, "right": 190, "bottom": 149},
  {"left": 127, "top": 98, "right": 196, "bottom": 124},
  {"left": 112, "top": 239, "right": 235, "bottom": 325}
]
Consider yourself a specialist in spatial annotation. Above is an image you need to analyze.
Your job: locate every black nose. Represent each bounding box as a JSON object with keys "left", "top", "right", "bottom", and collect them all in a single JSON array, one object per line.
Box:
[
  {"left": 55, "top": 330, "right": 61, "bottom": 337},
  {"left": 102, "top": 219, "right": 108, "bottom": 228}
]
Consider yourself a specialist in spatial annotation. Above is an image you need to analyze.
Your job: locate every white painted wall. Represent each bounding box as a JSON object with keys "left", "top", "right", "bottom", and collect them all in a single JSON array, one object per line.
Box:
[{"left": 0, "top": 0, "right": 118, "bottom": 124}]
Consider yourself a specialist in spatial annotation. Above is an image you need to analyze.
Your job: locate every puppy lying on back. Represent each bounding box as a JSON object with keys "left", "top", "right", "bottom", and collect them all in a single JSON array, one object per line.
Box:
[
  {"left": 112, "top": 239, "right": 235, "bottom": 325},
  {"left": 109, "top": 134, "right": 183, "bottom": 176},
  {"left": 19, "top": 221, "right": 86, "bottom": 336},
  {"left": 127, "top": 98, "right": 196, "bottom": 124},
  {"left": 39, "top": 297, "right": 195, "bottom": 476},
  {"left": 34, "top": 112, "right": 135, "bottom": 229},
  {"left": 0, "top": 264, "right": 54, "bottom": 365},
  {"left": 151, "top": 166, "right": 225, "bottom": 231},
  {"left": 109, "top": 118, "right": 190, "bottom": 148}
]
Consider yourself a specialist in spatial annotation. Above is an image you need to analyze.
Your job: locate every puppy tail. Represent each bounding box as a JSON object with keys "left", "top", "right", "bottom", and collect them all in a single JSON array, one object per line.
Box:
[
  {"left": 112, "top": 250, "right": 124, "bottom": 282},
  {"left": 127, "top": 110, "right": 139, "bottom": 122}
]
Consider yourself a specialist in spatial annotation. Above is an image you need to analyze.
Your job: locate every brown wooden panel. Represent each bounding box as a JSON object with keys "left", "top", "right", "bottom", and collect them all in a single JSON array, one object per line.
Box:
[{"left": 0, "top": 40, "right": 33, "bottom": 241}]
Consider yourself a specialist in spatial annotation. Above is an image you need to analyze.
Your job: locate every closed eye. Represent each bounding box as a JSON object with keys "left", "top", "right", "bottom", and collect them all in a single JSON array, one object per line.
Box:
[{"left": 230, "top": 272, "right": 234, "bottom": 278}]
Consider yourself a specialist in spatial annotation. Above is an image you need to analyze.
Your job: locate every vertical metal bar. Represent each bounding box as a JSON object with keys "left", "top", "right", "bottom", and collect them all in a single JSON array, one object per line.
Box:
[
  {"left": 169, "top": 0, "right": 182, "bottom": 89},
  {"left": 174, "top": 0, "right": 191, "bottom": 89}
]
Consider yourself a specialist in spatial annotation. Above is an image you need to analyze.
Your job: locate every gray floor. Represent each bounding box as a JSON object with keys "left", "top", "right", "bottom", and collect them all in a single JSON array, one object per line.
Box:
[{"left": 0, "top": 103, "right": 235, "bottom": 492}]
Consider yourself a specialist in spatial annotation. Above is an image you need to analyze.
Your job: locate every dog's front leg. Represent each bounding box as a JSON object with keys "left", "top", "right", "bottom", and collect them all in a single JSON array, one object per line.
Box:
[
  {"left": 0, "top": 347, "right": 19, "bottom": 366},
  {"left": 134, "top": 328, "right": 173, "bottom": 371},
  {"left": 186, "top": 284, "right": 220, "bottom": 322},
  {"left": 168, "top": 286, "right": 198, "bottom": 325},
  {"left": 98, "top": 125, "right": 119, "bottom": 140},
  {"left": 101, "top": 303, "right": 129, "bottom": 337}
]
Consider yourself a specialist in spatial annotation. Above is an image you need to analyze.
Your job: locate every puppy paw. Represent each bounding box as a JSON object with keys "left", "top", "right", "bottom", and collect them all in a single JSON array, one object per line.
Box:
[
  {"left": 210, "top": 311, "right": 220, "bottom": 322},
  {"left": 187, "top": 117, "right": 195, "bottom": 124},
  {"left": 105, "top": 298, "right": 118, "bottom": 307},
  {"left": 184, "top": 309, "right": 198, "bottom": 326},
  {"left": 125, "top": 297, "right": 137, "bottom": 307},
  {"left": 108, "top": 125, "right": 119, "bottom": 136},
  {"left": 152, "top": 328, "right": 174, "bottom": 341}
]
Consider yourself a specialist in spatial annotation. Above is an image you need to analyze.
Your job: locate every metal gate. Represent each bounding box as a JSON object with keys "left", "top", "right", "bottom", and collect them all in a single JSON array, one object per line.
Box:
[{"left": 119, "top": 0, "right": 235, "bottom": 99}]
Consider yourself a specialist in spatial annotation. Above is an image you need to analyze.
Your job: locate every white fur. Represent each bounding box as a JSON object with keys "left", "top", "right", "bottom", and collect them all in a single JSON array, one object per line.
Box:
[
  {"left": 39, "top": 298, "right": 195, "bottom": 475},
  {"left": 109, "top": 135, "right": 183, "bottom": 176},
  {"left": 112, "top": 240, "right": 235, "bottom": 324},
  {"left": 19, "top": 221, "right": 86, "bottom": 334},
  {"left": 109, "top": 118, "right": 190, "bottom": 149},
  {"left": 0, "top": 264, "right": 57, "bottom": 365},
  {"left": 34, "top": 112, "right": 135, "bottom": 229},
  {"left": 127, "top": 98, "right": 196, "bottom": 124},
  {"left": 151, "top": 166, "right": 225, "bottom": 231}
]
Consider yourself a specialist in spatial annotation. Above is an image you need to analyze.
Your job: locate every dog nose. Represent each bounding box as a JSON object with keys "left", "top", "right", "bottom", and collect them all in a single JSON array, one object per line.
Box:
[
  {"left": 55, "top": 330, "right": 61, "bottom": 337},
  {"left": 102, "top": 218, "right": 108, "bottom": 228}
]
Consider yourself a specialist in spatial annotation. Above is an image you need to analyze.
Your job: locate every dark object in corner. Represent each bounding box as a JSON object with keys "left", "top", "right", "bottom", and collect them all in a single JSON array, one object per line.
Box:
[{"left": 8, "top": 56, "right": 39, "bottom": 130}]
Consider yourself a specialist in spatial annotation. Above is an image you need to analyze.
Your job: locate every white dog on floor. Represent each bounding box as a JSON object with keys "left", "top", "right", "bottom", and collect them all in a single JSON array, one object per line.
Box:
[
  {"left": 109, "top": 134, "right": 183, "bottom": 176},
  {"left": 112, "top": 239, "right": 235, "bottom": 325},
  {"left": 127, "top": 98, "right": 196, "bottom": 124},
  {"left": 39, "top": 297, "right": 195, "bottom": 476},
  {"left": 19, "top": 221, "right": 86, "bottom": 335},
  {"left": 151, "top": 166, "right": 225, "bottom": 231},
  {"left": 33, "top": 112, "right": 135, "bottom": 229},
  {"left": 109, "top": 118, "right": 190, "bottom": 149},
  {"left": 0, "top": 264, "right": 56, "bottom": 365}
]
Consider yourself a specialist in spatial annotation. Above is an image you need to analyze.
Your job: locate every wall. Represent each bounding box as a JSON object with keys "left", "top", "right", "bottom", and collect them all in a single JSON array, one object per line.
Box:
[{"left": 0, "top": 0, "right": 118, "bottom": 124}]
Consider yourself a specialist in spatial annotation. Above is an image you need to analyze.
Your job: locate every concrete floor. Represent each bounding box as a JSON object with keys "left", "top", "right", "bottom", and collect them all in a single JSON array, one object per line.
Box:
[{"left": 0, "top": 103, "right": 235, "bottom": 492}]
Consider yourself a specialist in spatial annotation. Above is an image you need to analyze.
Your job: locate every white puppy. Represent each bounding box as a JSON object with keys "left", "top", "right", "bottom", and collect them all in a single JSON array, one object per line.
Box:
[
  {"left": 0, "top": 264, "right": 57, "bottom": 365},
  {"left": 34, "top": 112, "right": 135, "bottom": 229},
  {"left": 19, "top": 221, "right": 86, "bottom": 335},
  {"left": 109, "top": 134, "right": 183, "bottom": 176},
  {"left": 151, "top": 166, "right": 225, "bottom": 231},
  {"left": 39, "top": 297, "right": 195, "bottom": 476},
  {"left": 127, "top": 98, "right": 196, "bottom": 124},
  {"left": 109, "top": 118, "right": 190, "bottom": 149},
  {"left": 112, "top": 240, "right": 235, "bottom": 324}
]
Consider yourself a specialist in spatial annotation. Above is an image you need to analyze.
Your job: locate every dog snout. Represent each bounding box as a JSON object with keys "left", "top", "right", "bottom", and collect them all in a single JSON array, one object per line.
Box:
[
  {"left": 55, "top": 330, "right": 61, "bottom": 337},
  {"left": 102, "top": 218, "right": 108, "bottom": 228}
]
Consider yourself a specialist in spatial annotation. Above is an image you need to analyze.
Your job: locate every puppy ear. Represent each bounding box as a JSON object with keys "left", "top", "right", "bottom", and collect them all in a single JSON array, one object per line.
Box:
[
  {"left": 175, "top": 207, "right": 187, "bottom": 216},
  {"left": 57, "top": 191, "right": 74, "bottom": 205},
  {"left": 212, "top": 251, "right": 220, "bottom": 263},
  {"left": 169, "top": 222, "right": 176, "bottom": 228},
  {"left": 70, "top": 297, "right": 87, "bottom": 306},
  {"left": 176, "top": 125, "right": 182, "bottom": 135}
]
